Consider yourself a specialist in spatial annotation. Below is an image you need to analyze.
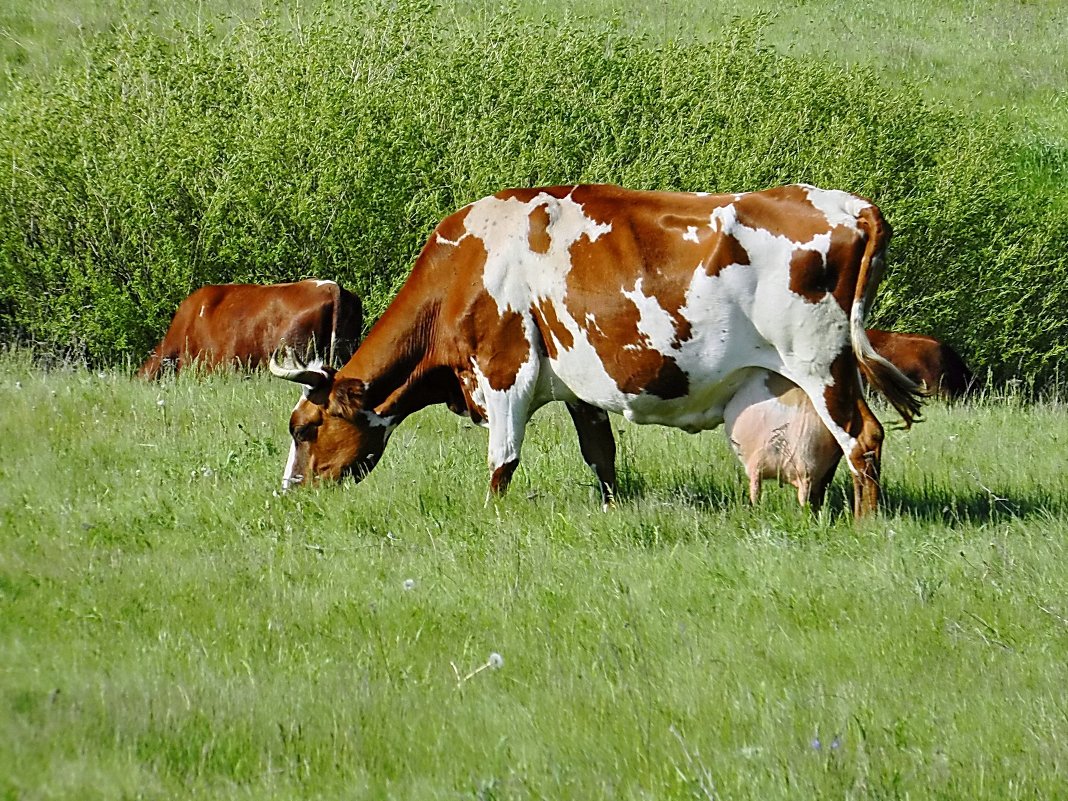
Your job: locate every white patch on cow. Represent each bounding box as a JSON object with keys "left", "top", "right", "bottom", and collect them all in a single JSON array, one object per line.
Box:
[
  {"left": 802, "top": 184, "right": 869, "bottom": 230},
  {"left": 282, "top": 440, "right": 300, "bottom": 490},
  {"left": 623, "top": 278, "right": 678, "bottom": 353},
  {"left": 683, "top": 226, "right": 699, "bottom": 243},
  {"left": 198, "top": 304, "right": 206, "bottom": 318},
  {"left": 436, "top": 231, "right": 468, "bottom": 247},
  {"left": 709, "top": 203, "right": 737, "bottom": 232},
  {"left": 282, "top": 395, "right": 304, "bottom": 490},
  {"left": 361, "top": 410, "right": 396, "bottom": 430},
  {"left": 471, "top": 349, "right": 539, "bottom": 471},
  {"left": 466, "top": 192, "right": 612, "bottom": 316},
  {"left": 313, "top": 279, "right": 336, "bottom": 287}
]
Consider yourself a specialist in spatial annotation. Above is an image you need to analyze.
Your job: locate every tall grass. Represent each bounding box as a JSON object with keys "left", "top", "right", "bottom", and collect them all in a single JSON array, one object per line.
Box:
[
  {"left": 2, "top": 351, "right": 1068, "bottom": 798},
  {"left": 0, "top": 0, "right": 1065, "bottom": 386}
]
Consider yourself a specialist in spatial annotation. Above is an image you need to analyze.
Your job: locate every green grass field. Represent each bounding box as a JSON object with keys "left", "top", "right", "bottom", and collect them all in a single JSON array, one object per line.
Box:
[
  {"left": 3, "top": 352, "right": 1068, "bottom": 798},
  {"left": 2, "top": 0, "right": 1067, "bottom": 797}
]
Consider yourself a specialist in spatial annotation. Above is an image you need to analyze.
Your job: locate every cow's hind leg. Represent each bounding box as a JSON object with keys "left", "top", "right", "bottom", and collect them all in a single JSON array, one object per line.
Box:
[
  {"left": 787, "top": 356, "right": 885, "bottom": 519},
  {"left": 849, "top": 399, "right": 884, "bottom": 517},
  {"left": 566, "top": 401, "right": 617, "bottom": 507}
]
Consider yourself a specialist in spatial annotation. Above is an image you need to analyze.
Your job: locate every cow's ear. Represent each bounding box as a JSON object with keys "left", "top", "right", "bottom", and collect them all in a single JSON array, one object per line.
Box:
[{"left": 329, "top": 378, "right": 366, "bottom": 419}]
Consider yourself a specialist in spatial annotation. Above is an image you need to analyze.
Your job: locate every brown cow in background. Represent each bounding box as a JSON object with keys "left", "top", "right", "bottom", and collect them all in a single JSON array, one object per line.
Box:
[
  {"left": 725, "top": 331, "right": 974, "bottom": 509},
  {"left": 866, "top": 329, "right": 976, "bottom": 401},
  {"left": 138, "top": 280, "right": 362, "bottom": 379}
]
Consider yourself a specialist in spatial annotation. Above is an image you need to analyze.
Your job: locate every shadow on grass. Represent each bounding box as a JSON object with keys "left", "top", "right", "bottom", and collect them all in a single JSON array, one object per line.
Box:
[
  {"left": 616, "top": 466, "right": 745, "bottom": 513},
  {"left": 884, "top": 483, "right": 1066, "bottom": 525},
  {"left": 617, "top": 467, "right": 1065, "bottom": 527},
  {"left": 782, "top": 474, "right": 1065, "bottom": 526}
]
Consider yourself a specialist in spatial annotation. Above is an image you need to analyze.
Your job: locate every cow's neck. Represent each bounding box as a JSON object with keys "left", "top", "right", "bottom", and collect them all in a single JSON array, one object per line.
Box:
[{"left": 338, "top": 289, "right": 451, "bottom": 423}]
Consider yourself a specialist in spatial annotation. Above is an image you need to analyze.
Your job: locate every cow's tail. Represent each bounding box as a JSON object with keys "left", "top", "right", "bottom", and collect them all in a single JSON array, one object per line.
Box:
[{"left": 850, "top": 204, "right": 925, "bottom": 428}]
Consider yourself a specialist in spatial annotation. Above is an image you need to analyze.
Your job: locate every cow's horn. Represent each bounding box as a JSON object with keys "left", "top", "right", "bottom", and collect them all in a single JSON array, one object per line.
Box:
[{"left": 269, "top": 350, "right": 330, "bottom": 388}]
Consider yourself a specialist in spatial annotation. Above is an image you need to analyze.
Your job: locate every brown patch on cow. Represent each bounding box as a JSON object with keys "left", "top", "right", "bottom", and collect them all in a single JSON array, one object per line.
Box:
[
  {"left": 734, "top": 185, "right": 831, "bottom": 244},
  {"left": 566, "top": 225, "right": 693, "bottom": 397},
  {"left": 786, "top": 248, "right": 830, "bottom": 305},
  {"left": 703, "top": 229, "right": 751, "bottom": 278},
  {"left": 528, "top": 204, "right": 552, "bottom": 254},
  {"left": 643, "top": 356, "right": 690, "bottom": 399},
  {"left": 568, "top": 189, "right": 710, "bottom": 348},
  {"left": 821, "top": 349, "right": 864, "bottom": 437},
  {"left": 434, "top": 205, "right": 472, "bottom": 246},
  {"left": 531, "top": 298, "right": 573, "bottom": 360},
  {"left": 481, "top": 308, "right": 530, "bottom": 392},
  {"left": 822, "top": 225, "right": 865, "bottom": 311}
]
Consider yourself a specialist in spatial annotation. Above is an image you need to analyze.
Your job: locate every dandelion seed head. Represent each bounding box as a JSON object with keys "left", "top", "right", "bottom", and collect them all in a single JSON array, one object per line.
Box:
[
  {"left": 403, "top": 578, "right": 415, "bottom": 591},
  {"left": 488, "top": 652, "right": 504, "bottom": 670},
  {"left": 156, "top": 398, "right": 166, "bottom": 407},
  {"left": 810, "top": 737, "right": 821, "bottom": 751}
]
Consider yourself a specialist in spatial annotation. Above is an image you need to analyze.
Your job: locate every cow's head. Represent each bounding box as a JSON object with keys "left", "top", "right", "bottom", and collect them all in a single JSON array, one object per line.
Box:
[{"left": 270, "top": 353, "right": 393, "bottom": 490}]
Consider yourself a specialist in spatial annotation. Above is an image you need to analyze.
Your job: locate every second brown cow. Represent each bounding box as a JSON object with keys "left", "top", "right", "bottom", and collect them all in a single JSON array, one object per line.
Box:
[{"left": 138, "top": 279, "right": 362, "bottom": 379}]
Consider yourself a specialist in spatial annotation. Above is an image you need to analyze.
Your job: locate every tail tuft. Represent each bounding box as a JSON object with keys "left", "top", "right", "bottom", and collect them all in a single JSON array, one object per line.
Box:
[{"left": 851, "top": 204, "right": 926, "bottom": 427}]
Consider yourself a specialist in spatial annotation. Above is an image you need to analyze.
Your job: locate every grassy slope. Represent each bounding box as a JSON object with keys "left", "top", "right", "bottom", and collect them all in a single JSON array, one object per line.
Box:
[{"left": 2, "top": 355, "right": 1067, "bottom": 798}]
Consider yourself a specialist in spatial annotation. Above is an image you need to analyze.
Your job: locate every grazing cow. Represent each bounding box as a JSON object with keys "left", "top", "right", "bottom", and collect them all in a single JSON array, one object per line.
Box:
[
  {"left": 138, "top": 280, "right": 362, "bottom": 379},
  {"left": 724, "top": 369, "right": 842, "bottom": 510},
  {"left": 867, "top": 329, "right": 975, "bottom": 400},
  {"left": 270, "top": 184, "right": 923, "bottom": 518}
]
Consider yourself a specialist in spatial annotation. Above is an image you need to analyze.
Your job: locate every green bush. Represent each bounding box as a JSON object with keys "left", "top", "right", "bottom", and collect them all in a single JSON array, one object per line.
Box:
[{"left": 0, "top": 0, "right": 1064, "bottom": 386}]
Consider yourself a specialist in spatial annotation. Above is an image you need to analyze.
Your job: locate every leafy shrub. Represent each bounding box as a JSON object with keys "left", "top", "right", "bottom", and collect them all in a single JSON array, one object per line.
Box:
[{"left": 0, "top": 0, "right": 1064, "bottom": 386}]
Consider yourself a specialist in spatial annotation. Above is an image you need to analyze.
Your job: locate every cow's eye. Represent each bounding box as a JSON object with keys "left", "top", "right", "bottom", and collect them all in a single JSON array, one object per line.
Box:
[{"left": 293, "top": 423, "right": 318, "bottom": 443}]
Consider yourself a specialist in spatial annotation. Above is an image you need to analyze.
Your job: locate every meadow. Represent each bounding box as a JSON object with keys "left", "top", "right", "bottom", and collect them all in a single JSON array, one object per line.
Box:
[
  {"left": 2, "top": 353, "right": 1068, "bottom": 799},
  {"left": 2, "top": 0, "right": 1068, "bottom": 797}
]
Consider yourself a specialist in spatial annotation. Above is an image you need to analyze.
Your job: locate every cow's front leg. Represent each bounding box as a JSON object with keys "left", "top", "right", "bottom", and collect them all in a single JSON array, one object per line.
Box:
[
  {"left": 566, "top": 401, "right": 617, "bottom": 508},
  {"left": 477, "top": 357, "right": 539, "bottom": 501},
  {"left": 485, "top": 402, "right": 528, "bottom": 499}
]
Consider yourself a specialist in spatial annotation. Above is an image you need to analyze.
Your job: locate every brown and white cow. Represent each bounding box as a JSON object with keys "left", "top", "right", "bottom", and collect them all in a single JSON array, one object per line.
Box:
[
  {"left": 138, "top": 279, "right": 362, "bottom": 379},
  {"left": 867, "top": 329, "right": 975, "bottom": 401},
  {"left": 270, "top": 184, "right": 923, "bottom": 517}
]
